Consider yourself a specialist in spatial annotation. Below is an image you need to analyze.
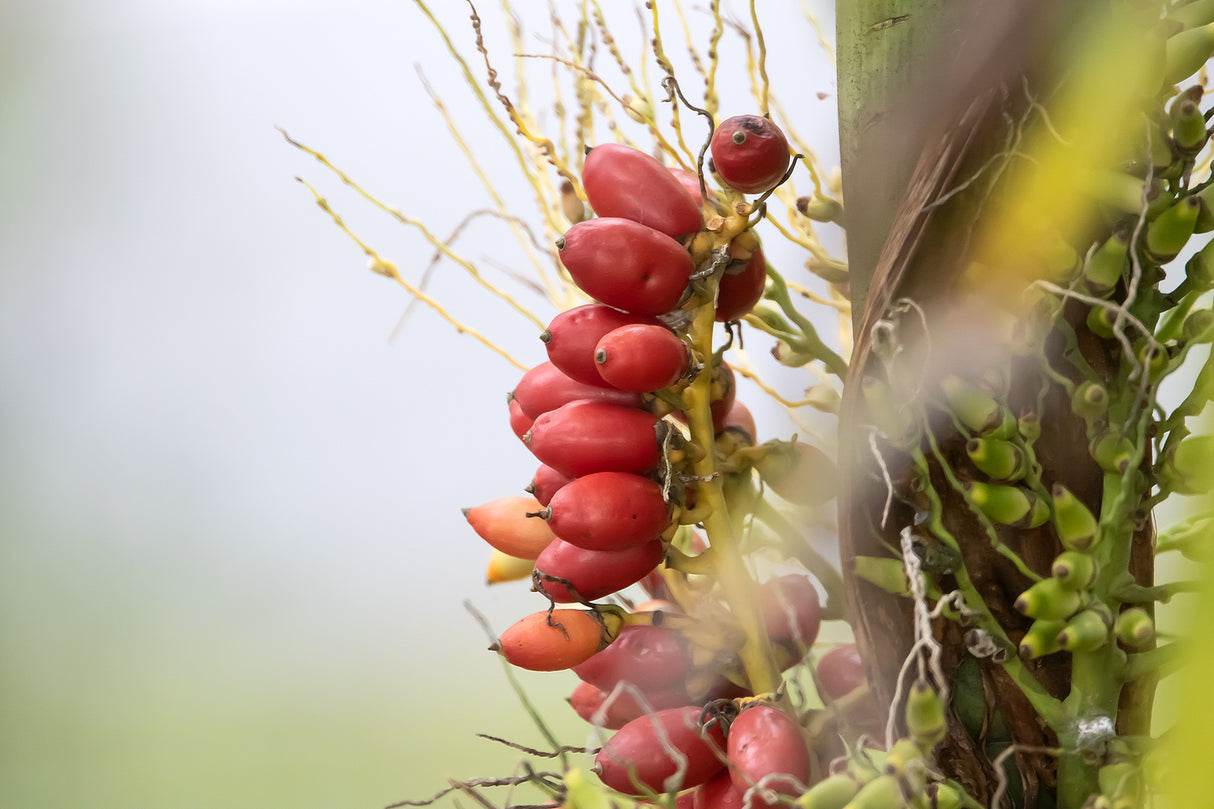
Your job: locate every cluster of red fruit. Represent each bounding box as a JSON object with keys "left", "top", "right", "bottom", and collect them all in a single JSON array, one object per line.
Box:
[{"left": 463, "top": 116, "right": 873, "bottom": 804}]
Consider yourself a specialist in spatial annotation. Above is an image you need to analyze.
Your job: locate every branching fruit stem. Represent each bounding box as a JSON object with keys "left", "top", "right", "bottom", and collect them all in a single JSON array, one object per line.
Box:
[{"left": 683, "top": 275, "right": 782, "bottom": 697}]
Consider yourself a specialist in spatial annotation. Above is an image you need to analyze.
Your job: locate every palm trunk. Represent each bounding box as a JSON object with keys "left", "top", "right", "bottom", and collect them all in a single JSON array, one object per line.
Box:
[{"left": 835, "top": 3, "right": 1156, "bottom": 806}]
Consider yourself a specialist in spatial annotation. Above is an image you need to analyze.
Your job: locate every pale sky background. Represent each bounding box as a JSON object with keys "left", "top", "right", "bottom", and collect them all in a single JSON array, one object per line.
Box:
[{"left": 0, "top": 2, "right": 842, "bottom": 808}]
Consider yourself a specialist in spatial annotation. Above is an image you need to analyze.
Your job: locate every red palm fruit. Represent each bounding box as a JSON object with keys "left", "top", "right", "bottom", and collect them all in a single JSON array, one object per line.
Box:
[
  {"left": 512, "top": 361, "right": 643, "bottom": 420},
  {"left": 573, "top": 624, "right": 692, "bottom": 693},
  {"left": 595, "top": 324, "right": 691, "bottom": 392},
  {"left": 509, "top": 397, "right": 533, "bottom": 441},
  {"left": 670, "top": 168, "right": 715, "bottom": 204},
  {"left": 493, "top": 609, "right": 618, "bottom": 671},
  {"left": 715, "top": 248, "right": 767, "bottom": 322},
  {"left": 693, "top": 771, "right": 745, "bottom": 809},
  {"left": 544, "top": 472, "right": 672, "bottom": 550},
  {"left": 485, "top": 548, "right": 535, "bottom": 584},
  {"left": 569, "top": 680, "right": 690, "bottom": 730},
  {"left": 582, "top": 143, "right": 704, "bottom": 239},
  {"left": 718, "top": 400, "right": 756, "bottom": 442},
  {"left": 595, "top": 707, "right": 727, "bottom": 794},
  {"left": 709, "top": 115, "right": 791, "bottom": 195},
  {"left": 526, "top": 400, "right": 663, "bottom": 477},
  {"left": 726, "top": 704, "right": 814, "bottom": 803},
  {"left": 533, "top": 538, "right": 663, "bottom": 603},
  {"left": 759, "top": 574, "right": 822, "bottom": 651},
  {"left": 754, "top": 441, "right": 837, "bottom": 505},
  {"left": 674, "top": 789, "right": 698, "bottom": 809},
  {"left": 526, "top": 464, "right": 573, "bottom": 507},
  {"left": 639, "top": 569, "right": 671, "bottom": 601},
  {"left": 542, "top": 304, "right": 663, "bottom": 387},
  {"left": 558, "top": 218, "right": 695, "bottom": 316},
  {"left": 816, "top": 644, "right": 866, "bottom": 701},
  {"left": 464, "top": 496, "right": 556, "bottom": 560}
]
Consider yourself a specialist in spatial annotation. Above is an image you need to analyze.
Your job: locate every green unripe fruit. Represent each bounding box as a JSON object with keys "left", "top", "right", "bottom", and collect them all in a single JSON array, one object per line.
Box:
[
  {"left": 796, "top": 195, "right": 844, "bottom": 224},
  {"left": 847, "top": 749, "right": 886, "bottom": 783},
  {"left": 1157, "top": 515, "right": 1214, "bottom": 560},
  {"left": 1052, "top": 550, "right": 1099, "bottom": 589},
  {"left": 1057, "top": 608, "right": 1111, "bottom": 652},
  {"left": 1185, "top": 237, "right": 1214, "bottom": 289},
  {"left": 966, "top": 481, "right": 1049, "bottom": 528},
  {"left": 772, "top": 339, "right": 817, "bottom": 367},
  {"left": 1182, "top": 309, "right": 1214, "bottom": 343},
  {"left": 1146, "top": 196, "right": 1201, "bottom": 261},
  {"left": 1094, "top": 172, "right": 1150, "bottom": 217},
  {"left": 1087, "top": 304, "right": 1117, "bottom": 339},
  {"left": 1018, "top": 411, "right": 1041, "bottom": 442},
  {"left": 941, "top": 375, "right": 1002, "bottom": 434},
  {"left": 926, "top": 783, "right": 965, "bottom": 809},
  {"left": 1195, "top": 182, "right": 1214, "bottom": 234},
  {"left": 1165, "top": 22, "right": 1214, "bottom": 86},
  {"left": 862, "top": 376, "right": 918, "bottom": 445},
  {"left": 1098, "top": 760, "right": 1142, "bottom": 801},
  {"left": 1071, "top": 380, "right": 1109, "bottom": 422},
  {"left": 1173, "top": 99, "right": 1209, "bottom": 153},
  {"left": 1160, "top": 434, "right": 1214, "bottom": 494},
  {"left": 852, "top": 555, "right": 911, "bottom": 596},
  {"left": 1091, "top": 431, "right": 1136, "bottom": 474},
  {"left": 1040, "top": 235, "right": 1081, "bottom": 284},
  {"left": 1083, "top": 231, "right": 1130, "bottom": 297},
  {"left": 883, "top": 738, "right": 925, "bottom": 779},
  {"left": 795, "top": 773, "right": 861, "bottom": 809},
  {"left": 1052, "top": 484, "right": 1100, "bottom": 552},
  {"left": 1115, "top": 607, "right": 1155, "bottom": 647},
  {"left": 1015, "top": 577, "right": 1084, "bottom": 621},
  {"left": 1020, "top": 618, "right": 1068, "bottom": 658},
  {"left": 843, "top": 774, "right": 907, "bottom": 809},
  {"left": 1146, "top": 120, "right": 1179, "bottom": 174},
  {"left": 966, "top": 437, "right": 1026, "bottom": 481},
  {"left": 905, "top": 680, "right": 947, "bottom": 750},
  {"left": 1131, "top": 340, "right": 1170, "bottom": 382},
  {"left": 1168, "top": 0, "right": 1214, "bottom": 30}
]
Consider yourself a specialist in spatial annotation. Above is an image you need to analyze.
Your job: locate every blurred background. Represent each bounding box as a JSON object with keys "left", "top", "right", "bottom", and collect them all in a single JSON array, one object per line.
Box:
[{"left": 0, "top": 2, "right": 839, "bottom": 807}]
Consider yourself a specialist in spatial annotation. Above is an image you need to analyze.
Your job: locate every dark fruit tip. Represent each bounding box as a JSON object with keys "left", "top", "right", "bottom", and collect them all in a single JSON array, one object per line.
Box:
[
  {"left": 539, "top": 330, "right": 552, "bottom": 344},
  {"left": 460, "top": 507, "right": 471, "bottom": 518},
  {"left": 488, "top": 641, "right": 503, "bottom": 653}
]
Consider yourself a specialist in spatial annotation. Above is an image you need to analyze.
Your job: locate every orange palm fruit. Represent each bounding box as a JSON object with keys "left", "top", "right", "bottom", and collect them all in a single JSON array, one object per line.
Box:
[
  {"left": 493, "top": 609, "right": 621, "bottom": 671},
  {"left": 464, "top": 495, "right": 556, "bottom": 559}
]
